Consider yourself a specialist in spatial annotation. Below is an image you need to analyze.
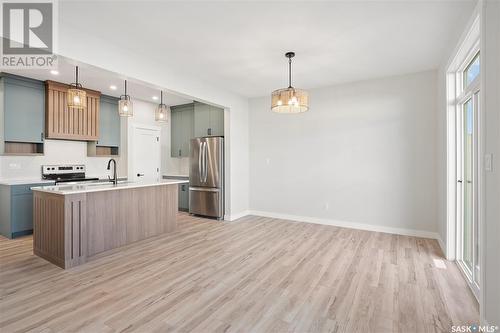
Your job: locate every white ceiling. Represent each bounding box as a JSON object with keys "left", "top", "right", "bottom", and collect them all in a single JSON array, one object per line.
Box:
[
  {"left": 4, "top": 57, "right": 193, "bottom": 106},
  {"left": 59, "top": 1, "right": 475, "bottom": 98}
]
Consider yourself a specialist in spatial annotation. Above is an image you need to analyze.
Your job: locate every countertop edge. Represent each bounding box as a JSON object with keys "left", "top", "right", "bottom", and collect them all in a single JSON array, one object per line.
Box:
[{"left": 31, "top": 180, "right": 189, "bottom": 195}]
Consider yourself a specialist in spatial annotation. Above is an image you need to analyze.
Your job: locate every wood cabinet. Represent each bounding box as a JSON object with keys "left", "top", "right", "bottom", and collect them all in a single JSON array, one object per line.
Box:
[
  {"left": 1, "top": 73, "right": 45, "bottom": 155},
  {"left": 194, "top": 101, "right": 224, "bottom": 137},
  {"left": 171, "top": 103, "right": 194, "bottom": 158},
  {"left": 45, "top": 80, "right": 101, "bottom": 141}
]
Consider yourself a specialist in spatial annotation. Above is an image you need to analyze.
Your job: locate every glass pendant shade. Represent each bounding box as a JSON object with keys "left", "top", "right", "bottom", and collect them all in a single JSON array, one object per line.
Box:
[
  {"left": 155, "top": 104, "right": 169, "bottom": 122},
  {"left": 118, "top": 80, "right": 133, "bottom": 117},
  {"left": 67, "top": 66, "right": 86, "bottom": 109},
  {"left": 67, "top": 86, "right": 87, "bottom": 109},
  {"left": 155, "top": 91, "right": 169, "bottom": 122},
  {"left": 271, "top": 52, "right": 309, "bottom": 114},
  {"left": 271, "top": 87, "right": 308, "bottom": 113},
  {"left": 118, "top": 96, "right": 133, "bottom": 117}
]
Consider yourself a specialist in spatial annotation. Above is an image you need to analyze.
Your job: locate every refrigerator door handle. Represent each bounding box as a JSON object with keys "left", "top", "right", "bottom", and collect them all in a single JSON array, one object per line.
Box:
[
  {"left": 203, "top": 142, "right": 208, "bottom": 183},
  {"left": 190, "top": 186, "right": 220, "bottom": 192},
  {"left": 198, "top": 142, "right": 202, "bottom": 182}
]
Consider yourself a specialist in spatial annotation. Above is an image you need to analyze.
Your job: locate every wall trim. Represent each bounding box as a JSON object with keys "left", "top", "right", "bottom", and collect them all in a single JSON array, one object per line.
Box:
[
  {"left": 239, "top": 210, "right": 441, "bottom": 240},
  {"left": 225, "top": 210, "right": 250, "bottom": 222},
  {"left": 437, "top": 236, "right": 447, "bottom": 257}
]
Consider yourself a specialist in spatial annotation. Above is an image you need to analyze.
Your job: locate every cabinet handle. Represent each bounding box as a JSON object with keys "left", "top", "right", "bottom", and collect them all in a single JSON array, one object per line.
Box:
[
  {"left": 179, "top": 149, "right": 181, "bottom": 156},
  {"left": 41, "top": 132, "right": 44, "bottom": 142},
  {"left": 208, "top": 128, "right": 212, "bottom": 136}
]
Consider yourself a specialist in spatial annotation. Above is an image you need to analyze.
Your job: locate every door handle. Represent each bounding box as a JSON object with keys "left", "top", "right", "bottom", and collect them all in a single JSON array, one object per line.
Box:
[
  {"left": 137, "top": 173, "right": 144, "bottom": 177},
  {"left": 41, "top": 132, "right": 44, "bottom": 142},
  {"left": 457, "top": 180, "right": 463, "bottom": 183}
]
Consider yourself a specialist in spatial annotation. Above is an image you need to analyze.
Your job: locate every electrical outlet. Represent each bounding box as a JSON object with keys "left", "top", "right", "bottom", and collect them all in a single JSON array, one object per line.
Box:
[
  {"left": 324, "top": 202, "right": 329, "bottom": 211},
  {"left": 485, "top": 154, "right": 493, "bottom": 172}
]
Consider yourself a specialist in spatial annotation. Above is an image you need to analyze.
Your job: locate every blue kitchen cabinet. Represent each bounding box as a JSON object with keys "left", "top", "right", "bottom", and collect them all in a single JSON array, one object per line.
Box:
[
  {"left": 97, "top": 95, "right": 120, "bottom": 148},
  {"left": 1, "top": 74, "right": 45, "bottom": 144},
  {"left": 171, "top": 104, "right": 194, "bottom": 158},
  {"left": 0, "top": 182, "right": 54, "bottom": 239},
  {"left": 194, "top": 102, "right": 224, "bottom": 137}
]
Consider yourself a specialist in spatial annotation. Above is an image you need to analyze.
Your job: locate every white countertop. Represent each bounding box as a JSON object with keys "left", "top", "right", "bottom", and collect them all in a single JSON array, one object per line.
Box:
[
  {"left": 0, "top": 179, "right": 55, "bottom": 186},
  {"left": 31, "top": 179, "right": 189, "bottom": 195}
]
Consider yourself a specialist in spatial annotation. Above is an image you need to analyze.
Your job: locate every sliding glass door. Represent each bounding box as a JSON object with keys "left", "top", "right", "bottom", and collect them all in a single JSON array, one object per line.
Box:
[{"left": 456, "top": 52, "right": 480, "bottom": 296}]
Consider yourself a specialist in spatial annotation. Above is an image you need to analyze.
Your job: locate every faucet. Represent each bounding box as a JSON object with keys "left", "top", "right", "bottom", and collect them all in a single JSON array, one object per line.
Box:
[{"left": 107, "top": 159, "right": 117, "bottom": 185}]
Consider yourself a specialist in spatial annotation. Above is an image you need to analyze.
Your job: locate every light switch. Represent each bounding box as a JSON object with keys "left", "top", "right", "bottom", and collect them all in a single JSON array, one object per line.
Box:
[
  {"left": 265, "top": 158, "right": 271, "bottom": 165},
  {"left": 485, "top": 154, "right": 493, "bottom": 172}
]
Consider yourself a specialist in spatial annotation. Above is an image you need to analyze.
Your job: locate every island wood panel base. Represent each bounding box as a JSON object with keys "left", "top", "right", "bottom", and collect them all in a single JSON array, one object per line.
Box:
[
  {"left": 86, "top": 185, "right": 178, "bottom": 257},
  {"left": 33, "top": 192, "right": 87, "bottom": 269},
  {"left": 33, "top": 184, "right": 178, "bottom": 269}
]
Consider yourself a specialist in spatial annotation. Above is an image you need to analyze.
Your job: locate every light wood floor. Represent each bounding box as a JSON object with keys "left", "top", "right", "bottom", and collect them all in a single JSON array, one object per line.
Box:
[{"left": 0, "top": 213, "right": 478, "bottom": 333}]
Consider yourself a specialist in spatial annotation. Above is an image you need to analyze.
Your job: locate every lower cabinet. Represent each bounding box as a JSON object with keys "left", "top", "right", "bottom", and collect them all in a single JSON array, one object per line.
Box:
[
  {"left": 162, "top": 176, "right": 189, "bottom": 211},
  {"left": 0, "top": 182, "right": 55, "bottom": 239},
  {"left": 179, "top": 183, "right": 189, "bottom": 211}
]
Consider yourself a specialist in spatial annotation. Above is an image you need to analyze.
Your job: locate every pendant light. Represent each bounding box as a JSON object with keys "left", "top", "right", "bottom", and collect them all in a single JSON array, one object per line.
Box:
[
  {"left": 155, "top": 90, "right": 170, "bottom": 122},
  {"left": 67, "top": 66, "right": 86, "bottom": 109},
  {"left": 271, "top": 52, "right": 309, "bottom": 113},
  {"left": 118, "top": 80, "right": 133, "bottom": 117}
]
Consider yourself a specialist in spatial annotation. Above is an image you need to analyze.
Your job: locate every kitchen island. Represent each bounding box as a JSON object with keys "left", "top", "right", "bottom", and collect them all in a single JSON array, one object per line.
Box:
[{"left": 31, "top": 180, "right": 188, "bottom": 269}]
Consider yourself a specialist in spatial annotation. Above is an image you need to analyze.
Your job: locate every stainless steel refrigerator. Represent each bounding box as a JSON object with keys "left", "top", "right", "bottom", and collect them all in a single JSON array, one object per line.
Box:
[{"left": 189, "top": 137, "right": 224, "bottom": 219}]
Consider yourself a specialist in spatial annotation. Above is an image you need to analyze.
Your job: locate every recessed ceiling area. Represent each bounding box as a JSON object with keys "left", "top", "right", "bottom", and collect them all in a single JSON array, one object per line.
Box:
[
  {"left": 3, "top": 57, "right": 192, "bottom": 106},
  {"left": 59, "top": 1, "right": 475, "bottom": 98}
]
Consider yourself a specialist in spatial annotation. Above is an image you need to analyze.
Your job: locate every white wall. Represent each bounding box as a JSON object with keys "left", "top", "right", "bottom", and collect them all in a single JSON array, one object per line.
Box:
[
  {"left": 482, "top": 0, "right": 500, "bottom": 326},
  {"left": 249, "top": 71, "right": 438, "bottom": 236},
  {"left": 0, "top": 139, "right": 121, "bottom": 180}
]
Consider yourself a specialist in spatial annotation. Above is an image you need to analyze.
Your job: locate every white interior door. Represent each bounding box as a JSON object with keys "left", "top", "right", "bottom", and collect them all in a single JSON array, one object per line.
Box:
[{"left": 132, "top": 127, "right": 160, "bottom": 182}]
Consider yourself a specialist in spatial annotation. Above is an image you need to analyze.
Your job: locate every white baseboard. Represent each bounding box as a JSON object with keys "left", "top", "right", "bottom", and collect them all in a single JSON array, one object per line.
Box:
[
  {"left": 246, "top": 210, "right": 441, "bottom": 239},
  {"left": 225, "top": 210, "right": 251, "bottom": 222},
  {"left": 436, "top": 237, "right": 447, "bottom": 256}
]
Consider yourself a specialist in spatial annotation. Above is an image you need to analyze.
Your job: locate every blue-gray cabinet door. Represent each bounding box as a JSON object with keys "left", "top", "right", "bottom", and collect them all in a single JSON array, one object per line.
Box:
[
  {"left": 171, "top": 104, "right": 194, "bottom": 158},
  {"left": 209, "top": 106, "right": 224, "bottom": 136},
  {"left": 178, "top": 183, "right": 189, "bottom": 210},
  {"left": 98, "top": 95, "right": 120, "bottom": 147},
  {"left": 171, "top": 109, "right": 182, "bottom": 157},
  {"left": 10, "top": 193, "right": 33, "bottom": 233},
  {"left": 194, "top": 102, "right": 210, "bottom": 137},
  {"left": 3, "top": 75, "right": 45, "bottom": 143}
]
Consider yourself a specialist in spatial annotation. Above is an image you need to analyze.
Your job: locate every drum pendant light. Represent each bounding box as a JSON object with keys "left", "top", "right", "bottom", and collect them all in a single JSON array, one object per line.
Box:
[
  {"left": 271, "top": 52, "right": 309, "bottom": 113},
  {"left": 67, "top": 66, "right": 87, "bottom": 109},
  {"left": 155, "top": 91, "right": 170, "bottom": 122},
  {"left": 118, "top": 80, "right": 133, "bottom": 117}
]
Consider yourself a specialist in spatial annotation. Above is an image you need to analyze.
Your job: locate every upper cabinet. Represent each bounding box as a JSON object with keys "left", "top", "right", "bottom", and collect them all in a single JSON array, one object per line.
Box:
[
  {"left": 170, "top": 102, "right": 224, "bottom": 158},
  {"left": 194, "top": 102, "right": 224, "bottom": 137},
  {"left": 1, "top": 74, "right": 45, "bottom": 155},
  {"left": 87, "top": 95, "right": 120, "bottom": 157},
  {"left": 97, "top": 95, "right": 120, "bottom": 148},
  {"left": 45, "top": 80, "right": 101, "bottom": 141},
  {"left": 171, "top": 104, "right": 194, "bottom": 158}
]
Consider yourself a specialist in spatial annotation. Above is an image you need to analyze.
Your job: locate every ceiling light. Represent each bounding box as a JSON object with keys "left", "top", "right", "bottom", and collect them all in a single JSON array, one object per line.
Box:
[
  {"left": 109, "top": 85, "right": 117, "bottom": 90},
  {"left": 50, "top": 70, "right": 59, "bottom": 75},
  {"left": 152, "top": 96, "right": 158, "bottom": 100},
  {"left": 155, "top": 91, "right": 170, "bottom": 123},
  {"left": 271, "top": 52, "right": 309, "bottom": 114},
  {"left": 67, "top": 66, "right": 87, "bottom": 110},
  {"left": 118, "top": 80, "right": 133, "bottom": 117}
]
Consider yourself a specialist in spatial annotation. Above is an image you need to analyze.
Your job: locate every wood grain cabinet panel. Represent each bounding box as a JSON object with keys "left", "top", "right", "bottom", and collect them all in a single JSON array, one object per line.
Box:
[{"left": 45, "top": 81, "right": 101, "bottom": 141}]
